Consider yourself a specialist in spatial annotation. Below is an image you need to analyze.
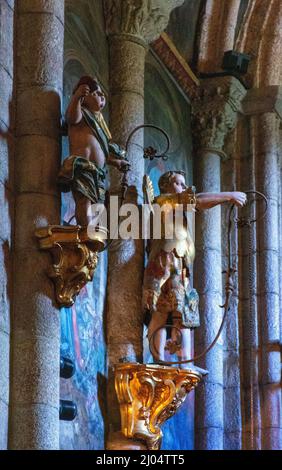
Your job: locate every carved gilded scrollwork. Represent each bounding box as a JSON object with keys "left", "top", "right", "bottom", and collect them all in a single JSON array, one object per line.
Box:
[
  {"left": 35, "top": 225, "right": 107, "bottom": 307},
  {"left": 115, "top": 363, "right": 202, "bottom": 450}
]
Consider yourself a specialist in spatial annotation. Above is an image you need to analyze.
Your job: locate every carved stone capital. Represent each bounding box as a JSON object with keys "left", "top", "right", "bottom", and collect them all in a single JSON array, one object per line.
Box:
[
  {"left": 242, "top": 85, "right": 282, "bottom": 120},
  {"left": 104, "top": 0, "right": 184, "bottom": 44},
  {"left": 115, "top": 363, "right": 202, "bottom": 450},
  {"left": 35, "top": 225, "right": 107, "bottom": 307},
  {"left": 192, "top": 76, "right": 247, "bottom": 158}
]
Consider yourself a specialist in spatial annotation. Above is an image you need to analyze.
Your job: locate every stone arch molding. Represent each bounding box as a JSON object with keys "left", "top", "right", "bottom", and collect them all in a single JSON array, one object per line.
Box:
[
  {"left": 197, "top": 0, "right": 241, "bottom": 73},
  {"left": 197, "top": 0, "right": 282, "bottom": 88}
]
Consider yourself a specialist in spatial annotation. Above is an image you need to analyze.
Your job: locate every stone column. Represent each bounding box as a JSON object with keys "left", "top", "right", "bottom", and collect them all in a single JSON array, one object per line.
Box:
[
  {"left": 0, "top": 0, "right": 15, "bottom": 450},
  {"left": 103, "top": 0, "right": 184, "bottom": 435},
  {"left": 221, "top": 118, "right": 244, "bottom": 450},
  {"left": 243, "top": 87, "right": 282, "bottom": 450},
  {"left": 192, "top": 76, "right": 246, "bottom": 450},
  {"left": 280, "top": 125, "right": 282, "bottom": 389},
  {"left": 9, "top": 1, "right": 64, "bottom": 450}
]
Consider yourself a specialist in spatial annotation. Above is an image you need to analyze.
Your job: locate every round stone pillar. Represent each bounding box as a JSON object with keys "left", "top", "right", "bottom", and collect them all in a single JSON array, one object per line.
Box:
[
  {"left": 107, "top": 33, "right": 146, "bottom": 367},
  {"left": 9, "top": 1, "right": 64, "bottom": 450},
  {"left": 253, "top": 112, "right": 281, "bottom": 450},
  {"left": 103, "top": 0, "right": 184, "bottom": 437},
  {"left": 192, "top": 76, "right": 246, "bottom": 450},
  {"left": 242, "top": 86, "right": 282, "bottom": 449},
  {"left": 0, "top": 0, "right": 15, "bottom": 450}
]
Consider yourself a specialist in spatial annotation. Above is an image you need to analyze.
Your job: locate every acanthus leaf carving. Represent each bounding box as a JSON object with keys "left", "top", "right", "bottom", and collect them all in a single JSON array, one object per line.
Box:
[
  {"left": 104, "top": 0, "right": 184, "bottom": 44},
  {"left": 192, "top": 76, "right": 247, "bottom": 157}
]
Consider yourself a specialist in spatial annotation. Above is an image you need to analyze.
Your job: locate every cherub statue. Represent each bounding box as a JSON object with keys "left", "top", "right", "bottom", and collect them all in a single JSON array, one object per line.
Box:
[
  {"left": 58, "top": 75, "right": 129, "bottom": 226},
  {"left": 142, "top": 170, "right": 247, "bottom": 367}
]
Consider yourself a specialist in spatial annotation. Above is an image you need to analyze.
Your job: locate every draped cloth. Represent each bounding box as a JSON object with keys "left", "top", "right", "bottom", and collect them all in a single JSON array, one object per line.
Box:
[
  {"left": 58, "top": 156, "right": 106, "bottom": 204},
  {"left": 58, "top": 108, "right": 126, "bottom": 203}
]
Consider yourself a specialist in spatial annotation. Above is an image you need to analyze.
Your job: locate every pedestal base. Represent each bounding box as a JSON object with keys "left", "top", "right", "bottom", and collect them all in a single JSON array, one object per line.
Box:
[
  {"left": 114, "top": 363, "right": 203, "bottom": 450},
  {"left": 35, "top": 225, "right": 107, "bottom": 307}
]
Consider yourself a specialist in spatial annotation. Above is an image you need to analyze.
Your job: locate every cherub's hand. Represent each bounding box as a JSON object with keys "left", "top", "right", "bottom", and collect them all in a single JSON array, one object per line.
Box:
[
  {"left": 114, "top": 159, "right": 131, "bottom": 172},
  {"left": 230, "top": 191, "right": 247, "bottom": 207},
  {"left": 142, "top": 290, "right": 157, "bottom": 312},
  {"left": 74, "top": 84, "right": 90, "bottom": 100}
]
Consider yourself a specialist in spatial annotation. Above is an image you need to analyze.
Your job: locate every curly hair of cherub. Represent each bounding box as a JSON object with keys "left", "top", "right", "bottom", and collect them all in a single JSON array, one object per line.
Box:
[
  {"left": 158, "top": 170, "right": 186, "bottom": 194},
  {"left": 72, "top": 75, "right": 99, "bottom": 95}
]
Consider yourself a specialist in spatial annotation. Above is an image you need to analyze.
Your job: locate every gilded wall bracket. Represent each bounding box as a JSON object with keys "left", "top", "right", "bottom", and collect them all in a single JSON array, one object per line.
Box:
[
  {"left": 35, "top": 225, "right": 107, "bottom": 307},
  {"left": 115, "top": 363, "right": 202, "bottom": 450}
]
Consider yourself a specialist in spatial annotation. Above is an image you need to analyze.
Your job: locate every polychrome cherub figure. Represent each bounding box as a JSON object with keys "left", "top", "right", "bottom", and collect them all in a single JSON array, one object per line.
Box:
[
  {"left": 143, "top": 170, "right": 246, "bottom": 366},
  {"left": 58, "top": 75, "right": 128, "bottom": 226}
]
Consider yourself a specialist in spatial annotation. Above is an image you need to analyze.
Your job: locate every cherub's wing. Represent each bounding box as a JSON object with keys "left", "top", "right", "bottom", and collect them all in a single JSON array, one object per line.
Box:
[{"left": 143, "top": 175, "right": 155, "bottom": 213}]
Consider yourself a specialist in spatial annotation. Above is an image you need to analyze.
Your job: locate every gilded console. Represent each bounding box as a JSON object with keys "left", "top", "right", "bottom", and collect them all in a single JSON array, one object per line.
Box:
[
  {"left": 115, "top": 363, "right": 202, "bottom": 450},
  {"left": 35, "top": 225, "right": 107, "bottom": 307}
]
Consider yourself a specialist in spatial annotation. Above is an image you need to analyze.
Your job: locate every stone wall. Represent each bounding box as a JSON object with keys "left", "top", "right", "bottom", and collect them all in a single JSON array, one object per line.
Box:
[
  {"left": 0, "top": 0, "right": 15, "bottom": 450},
  {"left": 144, "top": 52, "right": 192, "bottom": 187},
  {"left": 222, "top": 111, "right": 282, "bottom": 450}
]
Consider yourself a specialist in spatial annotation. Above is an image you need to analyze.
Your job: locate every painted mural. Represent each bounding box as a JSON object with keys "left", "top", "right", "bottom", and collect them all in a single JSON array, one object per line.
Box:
[
  {"left": 166, "top": 0, "right": 202, "bottom": 67},
  {"left": 145, "top": 52, "right": 193, "bottom": 193}
]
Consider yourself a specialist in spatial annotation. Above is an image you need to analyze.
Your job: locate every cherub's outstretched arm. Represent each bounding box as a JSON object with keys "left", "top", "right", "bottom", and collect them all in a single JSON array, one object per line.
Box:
[
  {"left": 66, "top": 84, "right": 90, "bottom": 125},
  {"left": 196, "top": 191, "right": 247, "bottom": 210}
]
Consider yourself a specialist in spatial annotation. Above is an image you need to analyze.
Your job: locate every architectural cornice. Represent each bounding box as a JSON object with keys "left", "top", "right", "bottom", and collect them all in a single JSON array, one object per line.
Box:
[{"left": 150, "top": 32, "right": 199, "bottom": 101}]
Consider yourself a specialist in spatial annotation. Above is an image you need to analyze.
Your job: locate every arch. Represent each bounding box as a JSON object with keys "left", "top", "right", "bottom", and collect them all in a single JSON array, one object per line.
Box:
[
  {"left": 197, "top": 0, "right": 282, "bottom": 88},
  {"left": 256, "top": 0, "right": 282, "bottom": 87},
  {"left": 197, "top": 0, "right": 241, "bottom": 72},
  {"left": 235, "top": 0, "right": 282, "bottom": 87}
]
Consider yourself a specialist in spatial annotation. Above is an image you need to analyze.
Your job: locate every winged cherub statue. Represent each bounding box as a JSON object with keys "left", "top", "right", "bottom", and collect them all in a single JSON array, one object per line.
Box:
[{"left": 142, "top": 170, "right": 246, "bottom": 367}]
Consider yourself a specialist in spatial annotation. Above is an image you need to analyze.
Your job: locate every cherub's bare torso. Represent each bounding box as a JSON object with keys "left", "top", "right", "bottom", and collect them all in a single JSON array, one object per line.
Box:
[
  {"left": 68, "top": 118, "right": 106, "bottom": 168},
  {"left": 61, "top": 77, "right": 129, "bottom": 226}
]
